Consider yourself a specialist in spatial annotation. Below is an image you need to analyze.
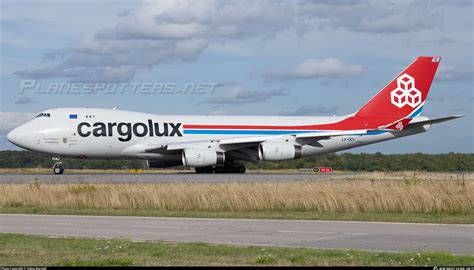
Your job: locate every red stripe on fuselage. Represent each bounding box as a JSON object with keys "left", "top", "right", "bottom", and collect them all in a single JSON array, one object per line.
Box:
[{"left": 183, "top": 116, "right": 402, "bottom": 130}]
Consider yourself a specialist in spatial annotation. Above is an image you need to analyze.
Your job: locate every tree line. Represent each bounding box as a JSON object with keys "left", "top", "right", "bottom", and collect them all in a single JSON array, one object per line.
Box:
[{"left": 0, "top": 150, "right": 472, "bottom": 172}]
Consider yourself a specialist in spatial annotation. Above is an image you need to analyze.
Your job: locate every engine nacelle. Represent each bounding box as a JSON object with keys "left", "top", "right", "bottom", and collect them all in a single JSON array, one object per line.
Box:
[
  {"left": 258, "top": 142, "right": 302, "bottom": 161},
  {"left": 182, "top": 148, "right": 225, "bottom": 167}
]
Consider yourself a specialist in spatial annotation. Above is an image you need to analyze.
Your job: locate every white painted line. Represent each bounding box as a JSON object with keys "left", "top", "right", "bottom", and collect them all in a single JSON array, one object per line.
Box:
[
  {"left": 132, "top": 225, "right": 220, "bottom": 230},
  {"left": 277, "top": 230, "right": 335, "bottom": 234},
  {"left": 277, "top": 230, "right": 367, "bottom": 236},
  {"left": 133, "top": 225, "right": 185, "bottom": 229}
]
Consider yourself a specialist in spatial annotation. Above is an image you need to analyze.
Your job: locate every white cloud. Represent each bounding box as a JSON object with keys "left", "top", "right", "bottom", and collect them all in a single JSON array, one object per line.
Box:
[
  {"left": 15, "top": 0, "right": 301, "bottom": 83},
  {"left": 207, "top": 108, "right": 229, "bottom": 115},
  {"left": 97, "top": 0, "right": 297, "bottom": 41},
  {"left": 15, "top": 0, "right": 450, "bottom": 83},
  {"left": 298, "top": 1, "right": 445, "bottom": 34},
  {"left": 0, "top": 112, "right": 36, "bottom": 131},
  {"left": 437, "top": 64, "right": 473, "bottom": 81},
  {"left": 278, "top": 104, "right": 339, "bottom": 116},
  {"left": 201, "top": 85, "right": 287, "bottom": 105},
  {"left": 263, "top": 58, "right": 364, "bottom": 81},
  {"left": 14, "top": 97, "right": 36, "bottom": 105}
]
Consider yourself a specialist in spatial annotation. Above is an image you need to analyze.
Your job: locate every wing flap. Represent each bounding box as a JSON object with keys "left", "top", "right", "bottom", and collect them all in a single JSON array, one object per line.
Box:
[
  {"left": 219, "top": 135, "right": 283, "bottom": 145},
  {"left": 295, "top": 129, "right": 368, "bottom": 139}
]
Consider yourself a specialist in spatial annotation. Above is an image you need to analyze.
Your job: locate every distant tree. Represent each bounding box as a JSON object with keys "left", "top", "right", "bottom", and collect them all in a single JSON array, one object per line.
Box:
[{"left": 0, "top": 150, "right": 472, "bottom": 171}]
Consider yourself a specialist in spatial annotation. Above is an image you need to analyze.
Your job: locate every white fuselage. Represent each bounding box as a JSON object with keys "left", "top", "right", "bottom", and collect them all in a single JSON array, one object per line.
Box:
[{"left": 7, "top": 108, "right": 428, "bottom": 162}]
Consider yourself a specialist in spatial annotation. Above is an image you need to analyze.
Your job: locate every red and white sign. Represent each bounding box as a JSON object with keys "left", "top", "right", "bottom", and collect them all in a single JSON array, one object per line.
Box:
[{"left": 314, "top": 167, "right": 333, "bottom": 173}]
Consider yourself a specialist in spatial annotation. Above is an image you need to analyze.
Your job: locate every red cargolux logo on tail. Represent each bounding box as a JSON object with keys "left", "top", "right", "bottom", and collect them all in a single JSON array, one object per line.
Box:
[
  {"left": 395, "top": 121, "right": 404, "bottom": 130},
  {"left": 390, "top": 74, "right": 421, "bottom": 108}
]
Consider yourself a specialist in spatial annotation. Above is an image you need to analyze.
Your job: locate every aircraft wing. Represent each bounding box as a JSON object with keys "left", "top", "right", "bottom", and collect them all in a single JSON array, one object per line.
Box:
[
  {"left": 138, "top": 129, "right": 369, "bottom": 153},
  {"left": 143, "top": 116, "right": 462, "bottom": 153},
  {"left": 118, "top": 129, "right": 370, "bottom": 162}
]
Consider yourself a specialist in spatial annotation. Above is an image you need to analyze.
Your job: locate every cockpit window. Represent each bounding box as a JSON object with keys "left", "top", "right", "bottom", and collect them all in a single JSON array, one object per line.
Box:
[{"left": 36, "top": 113, "right": 51, "bottom": 118}]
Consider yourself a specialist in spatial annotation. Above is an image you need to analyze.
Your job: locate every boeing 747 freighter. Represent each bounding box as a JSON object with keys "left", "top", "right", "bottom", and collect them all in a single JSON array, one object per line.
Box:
[{"left": 7, "top": 56, "right": 462, "bottom": 174}]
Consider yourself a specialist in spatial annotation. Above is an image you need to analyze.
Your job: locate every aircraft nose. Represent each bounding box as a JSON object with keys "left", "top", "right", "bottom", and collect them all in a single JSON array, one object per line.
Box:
[
  {"left": 7, "top": 124, "right": 36, "bottom": 150},
  {"left": 7, "top": 128, "right": 17, "bottom": 143}
]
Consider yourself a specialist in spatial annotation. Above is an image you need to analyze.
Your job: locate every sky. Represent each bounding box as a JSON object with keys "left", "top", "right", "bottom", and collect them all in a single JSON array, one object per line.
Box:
[{"left": 0, "top": 0, "right": 473, "bottom": 153}]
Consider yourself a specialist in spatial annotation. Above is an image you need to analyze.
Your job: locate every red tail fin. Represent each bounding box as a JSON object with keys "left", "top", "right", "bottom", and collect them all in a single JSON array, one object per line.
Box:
[{"left": 355, "top": 56, "right": 440, "bottom": 119}]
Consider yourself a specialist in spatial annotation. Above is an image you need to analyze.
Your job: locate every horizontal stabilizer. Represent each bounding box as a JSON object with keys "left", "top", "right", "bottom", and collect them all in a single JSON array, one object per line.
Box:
[{"left": 406, "top": 115, "right": 463, "bottom": 129}]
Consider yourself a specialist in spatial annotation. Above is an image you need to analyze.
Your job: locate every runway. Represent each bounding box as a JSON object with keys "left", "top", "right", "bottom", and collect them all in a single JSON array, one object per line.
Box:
[
  {"left": 1, "top": 214, "right": 472, "bottom": 254},
  {"left": 0, "top": 173, "right": 356, "bottom": 183}
]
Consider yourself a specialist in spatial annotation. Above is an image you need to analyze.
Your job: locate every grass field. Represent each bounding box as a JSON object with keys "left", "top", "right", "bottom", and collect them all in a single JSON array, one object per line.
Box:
[
  {"left": 0, "top": 233, "right": 472, "bottom": 266},
  {"left": 0, "top": 174, "right": 472, "bottom": 223}
]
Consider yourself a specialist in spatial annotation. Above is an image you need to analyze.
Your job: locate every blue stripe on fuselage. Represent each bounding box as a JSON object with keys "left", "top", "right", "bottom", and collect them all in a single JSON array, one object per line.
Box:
[
  {"left": 183, "top": 130, "right": 313, "bottom": 135},
  {"left": 183, "top": 130, "right": 386, "bottom": 136}
]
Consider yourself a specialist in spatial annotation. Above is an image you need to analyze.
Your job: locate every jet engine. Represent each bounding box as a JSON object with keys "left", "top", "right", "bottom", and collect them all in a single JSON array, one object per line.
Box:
[
  {"left": 182, "top": 148, "right": 225, "bottom": 167},
  {"left": 258, "top": 142, "right": 302, "bottom": 161}
]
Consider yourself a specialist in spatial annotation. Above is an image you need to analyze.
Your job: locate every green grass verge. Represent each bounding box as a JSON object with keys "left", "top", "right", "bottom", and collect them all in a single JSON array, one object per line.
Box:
[
  {"left": 0, "top": 233, "right": 472, "bottom": 266},
  {"left": 1, "top": 206, "right": 472, "bottom": 224}
]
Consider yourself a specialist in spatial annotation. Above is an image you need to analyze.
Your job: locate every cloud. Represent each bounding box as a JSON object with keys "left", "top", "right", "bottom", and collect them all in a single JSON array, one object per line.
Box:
[
  {"left": 14, "top": 0, "right": 446, "bottom": 83},
  {"left": 0, "top": 112, "right": 36, "bottom": 131},
  {"left": 14, "top": 0, "right": 302, "bottom": 83},
  {"left": 450, "top": 107, "right": 465, "bottom": 113},
  {"left": 263, "top": 58, "right": 364, "bottom": 81},
  {"left": 96, "top": 1, "right": 297, "bottom": 41},
  {"left": 14, "top": 97, "right": 35, "bottom": 105},
  {"left": 298, "top": 1, "right": 445, "bottom": 34},
  {"left": 434, "top": 37, "right": 455, "bottom": 45},
  {"left": 15, "top": 64, "right": 139, "bottom": 83},
  {"left": 201, "top": 85, "right": 287, "bottom": 105},
  {"left": 428, "top": 95, "right": 473, "bottom": 102},
  {"left": 278, "top": 104, "right": 339, "bottom": 116},
  {"left": 437, "top": 64, "right": 473, "bottom": 81},
  {"left": 206, "top": 108, "right": 229, "bottom": 115}
]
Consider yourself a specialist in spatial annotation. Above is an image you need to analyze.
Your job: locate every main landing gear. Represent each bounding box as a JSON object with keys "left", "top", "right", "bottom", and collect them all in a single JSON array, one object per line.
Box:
[
  {"left": 195, "top": 164, "right": 246, "bottom": 174},
  {"left": 52, "top": 157, "right": 64, "bottom": 175}
]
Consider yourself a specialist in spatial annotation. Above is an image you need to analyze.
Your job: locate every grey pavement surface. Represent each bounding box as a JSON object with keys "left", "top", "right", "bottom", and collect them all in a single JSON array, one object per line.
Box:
[
  {"left": 0, "top": 173, "right": 356, "bottom": 183},
  {"left": 0, "top": 214, "right": 472, "bottom": 254}
]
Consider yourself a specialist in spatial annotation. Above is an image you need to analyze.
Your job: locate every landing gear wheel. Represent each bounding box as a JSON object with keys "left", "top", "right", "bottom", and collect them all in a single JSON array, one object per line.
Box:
[
  {"left": 203, "top": 166, "right": 214, "bottom": 173},
  {"left": 53, "top": 162, "right": 64, "bottom": 175},
  {"left": 213, "top": 166, "right": 225, "bottom": 174},
  {"left": 237, "top": 165, "right": 246, "bottom": 174},
  {"left": 195, "top": 167, "right": 214, "bottom": 174},
  {"left": 219, "top": 164, "right": 246, "bottom": 173}
]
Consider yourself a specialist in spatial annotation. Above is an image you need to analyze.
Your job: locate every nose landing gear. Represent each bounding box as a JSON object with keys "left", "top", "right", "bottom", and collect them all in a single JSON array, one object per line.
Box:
[{"left": 52, "top": 157, "right": 64, "bottom": 175}]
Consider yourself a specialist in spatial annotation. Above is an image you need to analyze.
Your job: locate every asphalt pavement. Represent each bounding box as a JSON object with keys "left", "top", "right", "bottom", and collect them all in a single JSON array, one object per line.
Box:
[
  {"left": 0, "top": 173, "right": 356, "bottom": 183},
  {"left": 1, "top": 214, "right": 472, "bottom": 254}
]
